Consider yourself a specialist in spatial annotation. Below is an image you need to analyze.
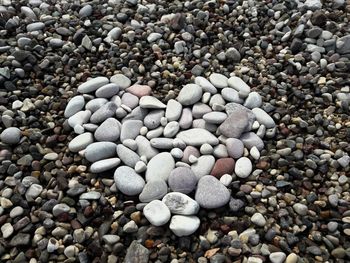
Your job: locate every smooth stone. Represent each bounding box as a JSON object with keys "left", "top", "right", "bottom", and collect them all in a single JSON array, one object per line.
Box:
[
  {"left": 1, "top": 223, "right": 13, "bottom": 238},
  {"left": 227, "top": 76, "right": 251, "bottom": 98},
  {"left": 114, "top": 166, "right": 145, "bottom": 196},
  {"left": 171, "top": 148, "right": 183, "bottom": 159},
  {"left": 150, "top": 138, "right": 174, "bottom": 149},
  {"left": 179, "top": 108, "right": 193, "bottom": 129},
  {"left": 220, "top": 174, "right": 233, "bottom": 187},
  {"left": 126, "top": 84, "right": 152, "bottom": 97},
  {"left": 147, "top": 33, "right": 162, "bottom": 43},
  {"left": 177, "top": 84, "right": 203, "bottom": 105},
  {"left": 80, "top": 191, "right": 101, "bottom": 200},
  {"left": 244, "top": 92, "right": 262, "bottom": 109},
  {"left": 116, "top": 145, "right": 140, "bottom": 168},
  {"left": 52, "top": 203, "right": 70, "bottom": 217},
  {"left": 162, "top": 192, "right": 199, "bottom": 215},
  {"left": 120, "top": 120, "right": 143, "bottom": 142},
  {"left": 192, "top": 103, "right": 212, "bottom": 119},
  {"left": 140, "top": 96, "right": 166, "bottom": 109},
  {"left": 176, "top": 128, "right": 219, "bottom": 146},
  {"left": 165, "top": 99, "right": 182, "bottom": 121},
  {"left": 26, "top": 183, "right": 43, "bottom": 200},
  {"left": 26, "top": 22, "right": 45, "bottom": 31},
  {"left": 163, "top": 121, "right": 180, "bottom": 137},
  {"left": 85, "top": 142, "right": 117, "bottom": 162},
  {"left": 79, "top": 4, "right": 93, "bottom": 17},
  {"left": 139, "top": 180, "right": 168, "bottom": 203},
  {"left": 144, "top": 110, "right": 164, "bottom": 129},
  {"left": 94, "top": 118, "right": 121, "bottom": 142},
  {"left": 191, "top": 155, "right": 215, "bottom": 180},
  {"left": 85, "top": 98, "right": 108, "bottom": 112},
  {"left": 195, "top": 175, "right": 230, "bottom": 209},
  {"left": 252, "top": 108, "right": 275, "bottom": 128},
  {"left": 200, "top": 143, "right": 213, "bottom": 155},
  {"left": 168, "top": 167, "right": 197, "bottom": 194},
  {"left": 135, "top": 136, "right": 159, "bottom": 160},
  {"left": 182, "top": 146, "right": 200, "bottom": 164},
  {"left": 169, "top": 215, "right": 200, "bottom": 237},
  {"left": 95, "top": 83, "right": 119, "bottom": 98},
  {"left": 143, "top": 200, "right": 171, "bottom": 226},
  {"left": 0, "top": 127, "right": 21, "bottom": 144},
  {"left": 211, "top": 158, "right": 235, "bottom": 179},
  {"left": 203, "top": 112, "right": 227, "bottom": 124},
  {"left": 286, "top": 253, "right": 298, "bottom": 263},
  {"left": 229, "top": 198, "right": 245, "bottom": 212},
  {"left": 209, "top": 73, "right": 228, "bottom": 88},
  {"left": 225, "top": 103, "right": 255, "bottom": 130},
  {"left": 123, "top": 139, "right": 138, "bottom": 151},
  {"left": 110, "top": 74, "right": 131, "bottom": 90},
  {"left": 90, "top": 102, "right": 117, "bottom": 124},
  {"left": 146, "top": 152, "right": 175, "bottom": 182},
  {"left": 219, "top": 108, "right": 249, "bottom": 138},
  {"left": 251, "top": 213, "right": 266, "bottom": 227},
  {"left": 221, "top": 88, "right": 244, "bottom": 103},
  {"left": 68, "top": 132, "right": 94, "bottom": 152},
  {"left": 68, "top": 110, "right": 91, "bottom": 128},
  {"left": 121, "top": 93, "right": 139, "bottom": 109},
  {"left": 240, "top": 132, "right": 264, "bottom": 150},
  {"left": 195, "top": 76, "right": 217, "bottom": 94},
  {"left": 293, "top": 203, "right": 308, "bottom": 216},
  {"left": 124, "top": 241, "right": 149, "bottom": 263},
  {"left": 78, "top": 77, "right": 109, "bottom": 93},
  {"left": 235, "top": 157, "right": 252, "bottom": 178},
  {"left": 64, "top": 96, "right": 85, "bottom": 118},
  {"left": 226, "top": 138, "right": 245, "bottom": 159},
  {"left": 135, "top": 161, "right": 147, "bottom": 173},
  {"left": 90, "top": 158, "right": 121, "bottom": 173}
]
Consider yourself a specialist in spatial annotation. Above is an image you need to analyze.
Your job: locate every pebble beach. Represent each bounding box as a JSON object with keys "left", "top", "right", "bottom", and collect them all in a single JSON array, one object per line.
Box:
[{"left": 0, "top": 0, "right": 349, "bottom": 263}]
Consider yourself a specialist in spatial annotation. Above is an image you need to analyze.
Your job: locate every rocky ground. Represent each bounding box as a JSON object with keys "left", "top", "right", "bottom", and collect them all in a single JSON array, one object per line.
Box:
[{"left": 0, "top": 0, "right": 350, "bottom": 263}]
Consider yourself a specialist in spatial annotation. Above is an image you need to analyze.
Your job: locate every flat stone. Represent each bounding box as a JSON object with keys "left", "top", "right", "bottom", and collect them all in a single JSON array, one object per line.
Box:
[
  {"left": 225, "top": 103, "right": 255, "bottom": 130},
  {"left": 147, "top": 33, "right": 162, "bottom": 43},
  {"left": 85, "top": 98, "right": 108, "bottom": 112},
  {"left": 64, "top": 96, "right": 85, "bottom": 118},
  {"left": 126, "top": 84, "right": 152, "bottom": 97},
  {"left": 85, "top": 142, "right": 117, "bottom": 162},
  {"left": 270, "top": 252, "right": 286, "bottom": 263},
  {"left": 192, "top": 103, "right": 212, "bottom": 119},
  {"left": 165, "top": 99, "right": 182, "bottom": 121},
  {"left": 244, "top": 92, "right": 262, "bottom": 109},
  {"left": 135, "top": 136, "right": 159, "bottom": 161},
  {"left": 94, "top": 118, "right": 121, "bottom": 142},
  {"left": 252, "top": 108, "right": 275, "bottom": 128},
  {"left": 79, "top": 4, "right": 93, "bottom": 17},
  {"left": 221, "top": 88, "right": 244, "bottom": 103},
  {"left": 114, "top": 166, "right": 145, "bottom": 196},
  {"left": 143, "top": 200, "right": 171, "bottom": 226},
  {"left": 240, "top": 132, "right": 264, "bottom": 150},
  {"left": 1, "top": 127, "right": 21, "bottom": 145},
  {"left": 139, "top": 180, "right": 168, "bottom": 203},
  {"left": 191, "top": 155, "right": 215, "bottom": 180},
  {"left": 120, "top": 120, "right": 143, "bottom": 142},
  {"left": 182, "top": 146, "right": 200, "bottom": 163},
  {"left": 27, "top": 22, "right": 45, "bottom": 31},
  {"left": 90, "top": 102, "right": 117, "bottom": 124},
  {"left": 195, "top": 175, "right": 230, "bottom": 209},
  {"left": 140, "top": 96, "right": 166, "bottom": 109},
  {"left": 195, "top": 76, "right": 217, "bottom": 94},
  {"left": 203, "top": 112, "right": 227, "bottom": 124},
  {"left": 219, "top": 108, "right": 249, "bottom": 138},
  {"left": 52, "top": 203, "right": 70, "bottom": 217},
  {"left": 150, "top": 138, "right": 174, "bottom": 149},
  {"left": 78, "top": 77, "right": 109, "bottom": 94},
  {"left": 293, "top": 203, "right": 308, "bottom": 216},
  {"left": 163, "top": 121, "right": 180, "bottom": 137},
  {"left": 179, "top": 108, "right": 193, "bottom": 129},
  {"left": 168, "top": 167, "right": 197, "bottom": 194},
  {"left": 116, "top": 144, "right": 140, "bottom": 168},
  {"left": 226, "top": 138, "right": 244, "bottom": 159},
  {"left": 68, "top": 110, "right": 91, "bottom": 128},
  {"left": 177, "top": 84, "right": 203, "bottom": 105},
  {"left": 209, "top": 73, "right": 228, "bottom": 88},
  {"left": 1, "top": 222, "right": 14, "bottom": 238},
  {"left": 211, "top": 158, "right": 235, "bottom": 179},
  {"left": 68, "top": 132, "right": 94, "bottom": 152},
  {"left": 169, "top": 215, "right": 200, "bottom": 237},
  {"left": 144, "top": 110, "right": 164, "bottom": 129},
  {"left": 235, "top": 157, "right": 252, "bottom": 178},
  {"left": 90, "top": 158, "right": 121, "bottom": 173},
  {"left": 146, "top": 152, "right": 175, "bottom": 181},
  {"left": 122, "top": 93, "right": 139, "bottom": 109},
  {"left": 251, "top": 212, "right": 266, "bottom": 227},
  {"left": 227, "top": 76, "right": 251, "bottom": 98},
  {"left": 176, "top": 128, "right": 219, "bottom": 146},
  {"left": 162, "top": 192, "right": 199, "bottom": 215},
  {"left": 124, "top": 241, "right": 149, "bottom": 263},
  {"left": 95, "top": 83, "right": 119, "bottom": 98},
  {"left": 80, "top": 191, "right": 101, "bottom": 200},
  {"left": 110, "top": 74, "right": 131, "bottom": 90}
]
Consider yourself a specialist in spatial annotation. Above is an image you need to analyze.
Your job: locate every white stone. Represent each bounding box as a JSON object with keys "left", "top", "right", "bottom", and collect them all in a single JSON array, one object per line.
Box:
[
  {"left": 77, "top": 77, "right": 109, "bottom": 93},
  {"left": 146, "top": 152, "right": 175, "bottom": 181},
  {"left": 64, "top": 96, "right": 85, "bottom": 118},
  {"left": 169, "top": 215, "right": 200, "bottom": 237},
  {"left": 235, "top": 157, "right": 252, "bottom": 178},
  {"left": 227, "top": 76, "right": 251, "bottom": 98},
  {"left": 90, "top": 158, "right": 121, "bottom": 173},
  {"left": 176, "top": 128, "right": 219, "bottom": 146},
  {"left": 177, "top": 84, "right": 203, "bottom": 105},
  {"left": 139, "top": 96, "right": 166, "bottom": 108},
  {"left": 68, "top": 132, "right": 94, "bottom": 152},
  {"left": 143, "top": 200, "right": 171, "bottom": 226},
  {"left": 162, "top": 192, "right": 200, "bottom": 215}
]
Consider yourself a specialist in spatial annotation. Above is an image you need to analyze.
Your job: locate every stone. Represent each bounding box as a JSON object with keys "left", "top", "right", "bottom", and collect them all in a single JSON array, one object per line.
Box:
[
  {"left": 84, "top": 142, "right": 117, "bottom": 162},
  {"left": 0, "top": 127, "right": 20, "bottom": 145},
  {"left": 110, "top": 74, "right": 131, "bottom": 90},
  {"left": 244, "top": 92, "right": 262, "bottom": 109},
  {"left": 195, "top": 76, "right": 217, "bottom": 94},
  {"left": 77, "top": 77, "right": 109, "bottom": 94},
  {"left": 120, "top": 120, "right": 143, "bottom": 142},
  {"left": 336, "top": 35, "right": 350, "bottom": 54},
  {"left": 191, "top": 155, "right": 215, "bottom": 180},
  {"left": 227, "top": 76, "right": 251, "bottom": 98},
  {"left": 162, "top": 192, "right": 200, "bottom": 215},
  {"left": 126, "top": 84, "right": 152, "bottom": 97},
  {"left": 240, "top": 132, "right": 264, "bottom": 150},
  {"left": 195, "top": 175, "right": 230, "bottom": 209},
  {"left": 209, "top": 73, "right": 228, "bottom": 88},
  {"left": 9, "top": 233, "right": 31, "bottom": 246},
  {"left": 140, "top": 96, "right": 166, "bottom": 109},
  {"left": 85, "top": 98, "right": 108, "bottom": 112},
  {"left": 252, "top": 108, "right": 275, "bottom": 128},
  {"left": 90, "top": 158, "right": 121, "bottom": 173},
  {"left": 168, "top": 167, "right": 197, "bottom": 194},
  {"left": 177, "top": 84, "right": 203, "bottom": 105},
  {"left": 221, "top": 88, "right": 243, "bottom": 103},
  {"left": 169, "top": 215, "right": 200, "bottom": 237},
  {"left": 150, "top": 138, "right": 174, "bottom": 149},
  {"left": 165, "top": 99, "right": 182, "bottom": 121},
  {"left": 211, "top": 158, "right": 235, "bottom": 179},
  {"left": 229, "top": 198, "right": 245, "bottom": 212},
  {"left": 26, "top": 22, "right": 45, "bottom": 31},
  {"left": 269, "top": 252, "right": 287, "bottom": 263},
  {"left": 80, "top": 191, "right": 101, "bottom": 200},
  {"left": 124, "top": 241, "right": 149, "bottom": 263},
  {"left": 26, "top": 183, "right": 43, "bottom": 200},
  {"left": 251, "top": 213, "right": 266, "bottom": 227},
  {"left": 219, "top": 109, "right": 249, "bottom": 138},
  {"left": 203, "top": 112, "right": 227, "bottom": 124},
  {"left": 286, "top": 253, "right": 298, "bottom": 263},
  {"left": 176, "top": 128, "right": 219, "bottom": 146},
  {"left": 226, "top": 138, "right": 244, "bottom": 159},
  {"left": 147, "top": 33, "right": 162, "bottom": 43},
  {"left": 139, "top": 180, "right": 168, "bottom": 203},
  {"left": 1, "top": 223, "right": 14, "bottom": 238},
  {"left": 179, "top": 108, "right": 193, "bottom": 129},
  {"left": 135, "top": 136, "right": 159, "bottom": 160},
  {"left": 116, "top": 145, "right": 140, "bottom": 168},
  {"left": 192, "top": 103, "right": 212, "bottom": 118},
  {"left": 95, "top": 83, "right": 119, "bottom": 98},
  {"left": 52, "top": 203, "right": 70, "bottom": 217},
  {"left": 144, "top": 110, "right": 164, "bottom": 129},
  {"left": 68, "top": 110, "right": 91, "bottom": 128},
  {"left": 146, "top": 152, "right": 175, "bottom": 182},
  {"left": 64, "top": 96, "right": 85, "bottom": 118},
  {"left": 90, "top": 102, "right": 117, "bottom": 124},
  {"left": 293, "top": 203, "right": 308, "bottom": 216},
  {"left": 68, "top": 132, "right": 94, "bottom": 152},
  {"left": 114, "top": 166, "right": 145, "bottom": 196},
  {"left": 143, "top": 200, "right": 171, "bottom": 226},
  {"left": 303, "top": 0, "right": 322, "bottom": 10},
  {"left": 79, "top": 4, "right": 93, "bottom": 17},
  {"left": 235, "top": 157, "right": 252, "bottom": 178},
  {"left": 94, "top": 118, "right": 121, "bottom": 142}
]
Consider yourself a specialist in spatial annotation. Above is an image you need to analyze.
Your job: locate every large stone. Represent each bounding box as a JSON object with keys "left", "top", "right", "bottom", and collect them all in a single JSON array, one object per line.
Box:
[
  {"left": 168, "top": 167, "right": 197, "bottom": 194},
  {"left": 90, "top": 158, "right": 120, "bottom": 173},
  {"left": 114, "top": 166, "right": 145, "bottom": 196},
  {"left": 195, "top": 176, "right": 231, "bottom": 209},
  {"left": 162, "top": 192, "right": 199, "bottom": 215},
  {"left": 110, "top": 74, "right": 131, "bottom": 90},
  {"left": 94, "top": 118, "right": 121, "bottom": 142},
  {"left": 235, "top": 157, "right": 252, "bottom": 178},
  {"left": 95, "top": 83, "right": 119, "bottom": 98},
  {"left": 64, "top": 96, "right": 85, "bottom": 118},
  {"left": 176, "top": 128, "right": 219, "bottom": 146},
  {"left": 177, "top": 84, "right": 203, "bottom": 105},
  {"left": 90, "top": 102, "right": 117, "bottom": 124},
  {"left": 116, "top": 145, "right": 140, "bottom": 168},
  {"left": 226, "top": 138, "right": 244, "bottom": 159},
  {"left": 191, "top": 155, "right": 215, "bottom": 180},
  {"left": 195, "top": 76, "right": 217, "bottom": 94},
  {"left": 135, "top": 136, "right": 159, "bottom": 160},
  {"left": 169, "top": 215, "right": 200, "bottom": 237},
  {"left": 252, "top": 108, "right": 275, "bottom": 128},
  {"left": 144, "top": 110, "right": 164, "bottom": 129},
  {"left": 337, "top": 35, "right": 350, "bottom": 54},
  {"left": 84, "top": 142, "right": 117, "bottom": 162},
  {"left": 120, "top": 120, "right": 143, "bottom": 142},
  {"left": 139, "top": 96, "right": 166, "bottom": 109},
  {"left": 219, "top": 108, "right": 249, "bottom": 138},
  {"left": 0, "top": 127, "right": 21, "bottom": 145},
  {"left": 165, "top": 99, "right": 182, "bottom": 121},
  {"left": 240, "top": 132, "right": 264, "bottom": 150},
  {"left": 139, "top": 180, "right": 168, "bottom": 203},
  {"left": 126, "top": 84, "right": 152, "bottom": 97},
  {"left": 124, "top": 241, "right": 149, "bottom": 263},
  {"left": 85, "top": 98, "right": 108, "bottom": 112},
  {"left": 143, "top": 200, "right": 171, "bottom": 226},
  {"left": 211, "top": 158, "right": 235, "bottom": 179},
  {"left": 209, "top": 73, "right": 228, "bottom": 88},
  {"left": 68, "top": 132, "right": 94, "bottom": 152},
  {"left": 227, "top": 76, "right": 251, "bottom": 98},
  {"left": 77, "top": 77, "right": 109, "bottom": 93},
  {"left": 146, "top": 152, "right": 175, "bottom": 181}
]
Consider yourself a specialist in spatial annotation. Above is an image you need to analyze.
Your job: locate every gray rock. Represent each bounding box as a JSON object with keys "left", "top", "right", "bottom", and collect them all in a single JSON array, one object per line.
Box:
[
  {"left": 52, "top": 203, "right": 70, "bottom": 217},
  {"left": 114, "top": 166, "right": 145, "bottom": 196},
  {"left": 165, "top": 99, "right": 182, "bottom": 121},
  {"left": 195, "top": 175, "right": 230, "bottom": 209},
  {"left": 209, "top": 73, "right": 228, "bottom": 88},
  {"left": 80, "top": 191, "right": 101, "bottom": 200},
  {"left": 219, "top": 108, "right": 249, "bottom": 138},
  {"left": 221, "top": 88, "right": 244, "bottom": 103},
  {"left": 244, "top": 92, "right": 262, "bottom": 109},
  {"left": 144, "top": 110, "right": 164, "bottom": 129},
  {"left": 123, "top": 106, "right": 148, "bottom": 122},
  {"left": 90, "top": 158, "right": 121, "bottom": 173},
  {"left": 21, "top": 6, "right": 37, "bottom": 20},
  {"left": 195, "top": 76, "right": 217, "bottom": 94},
  {"left": 95, "top": 83, "right": 119, "bottom": 98},
  {"left": 169, "top": 215, "right": 200, "bottom": 237},
  {"left": 240, "top": 132, "right": 264, "bottom": 150},
  {"left": 147, "top": 33, "right": 162, "bottom": 43},
  {"left": 120, "top": 120, "right": 143, "bottom": 142},
  {"left": 164, "top": 121, "right": 180, "bottom": 137},
  {"left": 226, "top": 138, "right": 244, "bottom": 159},
  {"left": 124, "top": 241, "right": 149, "bottom": 263},
  {"left": 68, "top": 110, "right": 91, "bottom": 128},
  {"left": 139, "top": 180, "right": 168, "bottom": 202},
  {"left": 337, "top": 35, "right": 350, "bottom": 54},
  {"left": 227, "top": 76, "right": 251, "bottom": 98},
  {"left": 135, "top": 135, "right": 159, "bottom": 160},
  {"left": 229, "top": 198, "right": 245, "bottom": 212},
  {"left": 162, "top": 192, "right": 199, "bottom": 215},
  {"left": 121, "top": 93, "right": 139, "bottom": 109},
  {"left": 9, "top": 233, "right": 31, "bottom": 246},
  {"left": 179, "top": 108, "right": 193, "bottom": 129},
  {"left": 168, "top": 167, "right": 197, "bottom": 194},
  {"left": 1, "top": 222, "right": 13, "bottom": 238},
  {"left": 0, "top": 127, "right": 21, "bottom": 144},
  {"left": 85, "top": 142, "right": 117, "bottom": 162},
  {"left": 110, "top": 74, "right": 131, "bottom": 90},
  {"left": 303, "top": 0, "right": 322, "bottom": 10},
  {"left": 90, "top": 102, "right": 117, "bottom": 124},
  {"left": 26, "top": 22, "right": 45, "bottom": 31},
  {"left": 252, "top": 108, "right": 275, "bottom": 128},
  {"left": 85, "top": 98, "right": 108, "bottom": 112},
  {"left": 150, "top": 138, "right": 174, "bottom": 149},
  {"left": 146, "top": 152, "right": 175, "bottom": 181},
  {"left": 176, "top": 128, "right": 219, "bottom": 146},
  {"left": 79, "top": 4, "right": 93, "bottom": 18},
  {"left": 94, "top": 118, "right": 121, "bottom": 142},
  {"left": 25, "top": 183, "right": 43, "bottom": 200},
  {"left": 140, "top": 96, "right": 166, "bottom": 109},
  {"left": 143, "top": 200, "right": 171, "bottom": 226},
  {"left": 68, "top": 132, "right": 94, "bottom": 152},
  {"left": 191, "top": 155, "right": 215, "bottom": 180},
  {"left": 203, "top": 112, "right": 227, "bottom": 124},
  {"left": 269, "top": 252, "right": 286, "bottom": 263},
  {"left": 225, "top": 47, "right": 241, "bottom": 62},
  {"left": 78, "top": 77, "right": 109, "bottom": 94},
  {"left": 116, "top": 144, "right": 140, "bottom": 168},
  {"left": 177, "top": 84, "right": 203, "bottom": 105},
  {"left": 192, "top": 103, "right": 212, "bottom": 119},
  {"left": 293, "top": 203, "right": 308, "bottom": 216},
  {"left": 251, "top": 212, "right": 266, "bottom": 227}
]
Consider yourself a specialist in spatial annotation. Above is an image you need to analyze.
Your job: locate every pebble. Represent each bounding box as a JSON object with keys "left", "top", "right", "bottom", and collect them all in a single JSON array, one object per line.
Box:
[
  {"left": 162, "top": 192, "right": 200, "bottom": 215},
  {"left": 110, "top": 74, "right": 131, "bottom": 90},
  {"left": 269, "top": 252, "right": 287, "bottom": 263},
  {"left": 252, "top": 108, "right": 276, "bottom": 128},
  {"left": 90, "top": 158, "right": 121, "bottom": 173},
  {"left": 143, "top": 200, "right": 171, "bottom": 226},
  {"left": 209, "top": 73, "right": 228, "bottom": 88},
  {"left": 68, "top": 132, "right": 94, "bottom": 152},
  {"left": 195, "top": 76, "right": 217, "bottom": 94},
  {"left": 84, "top": 142, "right": 116, "bottom": 162},
  {"left": 78, "top": 77, "right": 109, "bottom": 94},
  {"left": 219, "top": 108, "right": 249, "bottom": 138},
  {"left": 145, "top": 152, "right": 175, "bottom": 182},
  {"left": 168, "top": 167, "right": 197, "bottom": 194},
  {"left": 176, "top": 128, "right": 219, "bottom": 146},
  {"left": 94, "top": 118, "right": 121, "bottom": 141},
  {"left": 177, "top": 84, "right": 203, "bottom": 105},
  {"left": 139, "top": 96, "right": 166, "bottom": 109},
  {"left": 235, "top": 157, "right": 253, "bottom": 178},
  {"left": 169, "top": 215, "right": 200, "bottom": 237},
  {"left": 165, "top": 99, "right": 182, "bottom": 121},
  {"left": 293, "top": 203, "right": 308, "bottom": 216},
  {"left": 0, "top": 127, "right": 21, "bottom": 144},
  {"left": 251, "top": 213, "right": 266, "bottom": 227},
  {"left": 64, "top": 96, "right": 85, "bottom": 118},
  {"left": 139, "top": 180, "right": 168, "bottom": 203},
  {"left": 114, "top": 166, "right": 145, "bottom": 196}
]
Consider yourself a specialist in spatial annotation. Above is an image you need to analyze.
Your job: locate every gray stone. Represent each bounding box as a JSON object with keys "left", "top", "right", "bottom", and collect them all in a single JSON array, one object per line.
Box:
[
  {"left": 227, "top": 76, "right": 251, "bottom": 98},
  {"left": 177, "top": 84, "right": 203, "bottom": 105},
  {"left": 192, "top": 103, "right": 212, "bottom": 119},
  {"left": 221, "top": 88, "right": 244, "bottom": 103},
  {"left": 90, "top": 102, "right": 117, "bottom": 123},
  {"left": 68, "top": 110, "right": 91, "bottom": 128},
  {"left": 121, "top": 93, "right": 139, "bottom": 109},
  {"left": 168, "top": 167, "right": 197, "bottom": 194},
  {"left": 165, "top": 99, "right": 182, "bottom": 121},
  {"left": 293, "top": 203, "right": 308, "bottom": 216},
  {"left": 209, "top": 73, "right": 228, "bottom": 88},
  {"left": 94, "top": 118, "right": 121, "bottom": 142},
  {"left": 244, "top": 92, "right": 262, "bottom": 109},
  {"left": 235, "top": 157, "right": 252, "bottom": 178},
  {"left": 68, "top": 132, "right": 94, "bottom": 152},
  {"left": 26, "top": 22, "right": 45, "bottom": 31},
  {"left": 116, "top": 145, "right": 140, "bottom": 168},
  {"left": 78, "top": 77, "right": 109, "bottom": 94},
  {"left": 120, "top": 120, "right": 143, "bottom": 142},
  {"left": 85, "top": 142, "right": 117, "bottom": 162},
  {"left": 219, "top": 108, "right": 249, "bottom": 138},
  {"left": 0, "top": 127, "right": 21, "bottom": 144},
  {"left": 80, "top": 191, "right": 101, "bottom": 200},
  {"left": 85, "top": 98, "right": 108, "bottom": 112},
  {"left": 147, "top": 33, "right": 162, "bottom": 43},
  {"left": 176, "top": 128, "right": 219, "bottom": 146},
  {"left": 179, "top": 108, "right": 193, "bottom": 129},
  {"left": 251, "top": 212, "right": 266, "bottom": 227},
  {"left": 226, "top": 138, "right": 244, "bottom": 159},
  {"left": 140, "top": 96, "right": 166, "bottom": 109},
  {"left": 124, "top": 241, "right": 149, "bottom": 263},
  {"left": 25, "top": 183, "right": 43, "bottom": 200},
  {"left": 79, "top": 4, "right": 93, "bottom": 18},
  {"left": 195, "top": 76, "right": 217, "bottom": 94},
  {"left": 52, "top": 203, "right": 70, "bottom": 217},
  {"left": 252, "top": 108, "right": 275, "bottom": 128},
  {"left": 303, "top": 0, "right": 322, "bottom": 10},
  {"left": 162, "top": 192, "right": 199, "bottom": 215},
  {"left": 203, "top": 112, "right": 227, "bottom": 124},
  {"left": 144, "top": 110, "right": 164, "bottom": 129},
  {"left": 191, "top": 155, "right": 215, "bottom": 180},
  {"left": 169, "top": 215, "right": 200, "bottom": 237},
  {"left": 337, "top": 35, "right": 350, "bottom": 54},
  {"left": 150, "top": 138, "right": 174, "bottom": 149},
  {"left": 163, "top": 121, "right": 180, "bottom": 137},
  {"left": 225, "top": 47, "right": 241, "bottom": 62},
  {"left": 229, "top": 198, "right": 245, "bottom": 212},
  {"left": 114, "top": 166, "right": 145, "bottom": 196},
  {"left": 90, "top": 158, "right": 121, "bottom": 173},
  {"left": 139, "top": 180, "right": 168, "bottom": 203},
  {"left": 110, "top": 74, "right": 131, "bottom": 90},
  {"left": 240, "top": 132, "right": 264, "bottom": 150},
  {"left": 146, "top": 152, "right": 175, "bottom": 181},
  {"left": 1, "top": 223, "right": 13, "bottom": 238},
  {"left": 135, "top": 136, "right": 159, "bottom": 160},
  {"left": 195, "top": 175, "right": 230, "bottom": 209},
  {"left": 64, "top": 96, "right": 85, "bottom": 118},
  {"left": 95, "top": 83, "right": 119, "bottom": 98},
  {"left": 269, "top": 252, "right": 286, "bottom": 263}
]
